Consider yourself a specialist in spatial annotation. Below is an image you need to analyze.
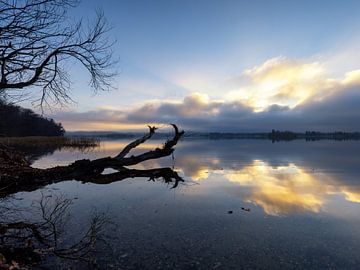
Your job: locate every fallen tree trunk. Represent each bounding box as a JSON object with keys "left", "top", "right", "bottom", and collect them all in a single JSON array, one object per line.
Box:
[{"left": 0, "top": 124, "right": 185, "bottom": 197}]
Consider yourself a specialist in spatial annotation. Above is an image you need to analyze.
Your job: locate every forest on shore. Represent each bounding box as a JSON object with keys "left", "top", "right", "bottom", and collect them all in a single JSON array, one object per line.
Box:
[{"left": 0, "top": 100, "right": 65, "bottom": 137}]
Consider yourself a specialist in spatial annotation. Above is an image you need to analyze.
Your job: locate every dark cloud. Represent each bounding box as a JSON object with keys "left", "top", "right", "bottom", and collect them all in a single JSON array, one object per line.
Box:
[{"left": 53, "top": 81, "right": 360, "bottom": 132}]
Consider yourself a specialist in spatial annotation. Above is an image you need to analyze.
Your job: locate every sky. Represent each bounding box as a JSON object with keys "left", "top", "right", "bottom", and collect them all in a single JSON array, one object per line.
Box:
[{"left": 26, "top": 0, "right": 360, "bottom": 132}]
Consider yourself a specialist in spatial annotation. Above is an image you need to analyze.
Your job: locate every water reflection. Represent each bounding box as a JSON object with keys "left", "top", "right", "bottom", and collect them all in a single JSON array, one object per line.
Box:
[
  {"left": 226, "top": 160, "right": 339, "bottom": 215},
  {"left": 179, "top": 160, "right": 360, "bottom": 216},
  {"left": 0, "top": 191, "right": 113, "bottom": 269},
  {"left": 31, "top": 139, "right": 360, "bottom": 217},
  {"left": 6, "top": 139, "right": 360, "bottom": 269}
]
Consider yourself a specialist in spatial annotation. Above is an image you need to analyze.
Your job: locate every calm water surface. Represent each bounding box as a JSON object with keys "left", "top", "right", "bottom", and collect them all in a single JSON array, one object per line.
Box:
[{"left": 10, "top": 139, "right": 360, "bottom": 269}]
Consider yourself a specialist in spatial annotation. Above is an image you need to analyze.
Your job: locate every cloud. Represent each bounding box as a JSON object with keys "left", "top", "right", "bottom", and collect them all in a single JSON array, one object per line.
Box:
[
  {"left": 225, "top": 57, "right": 337, "bottom": 111},
  {"left": 53, "top": 57, "right": 360, "bottom": 132},
  {"left": 55, "top": 109, "right": 126, "bottom": 123},
  {"left": 54, "top": 109, "right": 150, "bottom": 131},
  {"left": 127, "top": 92, "right": 224, "bottom": 121}
]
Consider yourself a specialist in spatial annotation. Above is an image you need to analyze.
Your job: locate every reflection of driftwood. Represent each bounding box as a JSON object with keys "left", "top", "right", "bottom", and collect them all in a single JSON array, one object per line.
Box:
[
  {"left": 0, "top": 192, "right": 109, "bottom": 269},
  {"left": 0, "top": 124, "right": 185, "bottom": 197}
]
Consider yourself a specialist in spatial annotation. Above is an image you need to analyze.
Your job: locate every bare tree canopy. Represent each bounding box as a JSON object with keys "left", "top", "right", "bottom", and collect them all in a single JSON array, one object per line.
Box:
[{"left": 0, "top": 0, "right": 116, "bottom": 108}]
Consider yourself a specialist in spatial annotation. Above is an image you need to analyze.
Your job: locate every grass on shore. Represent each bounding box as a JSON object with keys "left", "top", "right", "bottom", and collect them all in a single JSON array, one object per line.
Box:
[{"left": 0, "top": 136, "right": 99, "bottom": 148}]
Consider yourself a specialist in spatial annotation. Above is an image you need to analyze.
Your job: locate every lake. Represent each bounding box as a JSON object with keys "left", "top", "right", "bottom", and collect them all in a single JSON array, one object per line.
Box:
[{"left": 6, "top": 138, "right": 360, "bottom": 269}]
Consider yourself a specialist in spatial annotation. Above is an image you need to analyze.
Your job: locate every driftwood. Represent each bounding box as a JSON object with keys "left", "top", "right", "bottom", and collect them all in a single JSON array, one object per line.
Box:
[{"left": 0, "top": 124, "right": 185, "bottom": 197}]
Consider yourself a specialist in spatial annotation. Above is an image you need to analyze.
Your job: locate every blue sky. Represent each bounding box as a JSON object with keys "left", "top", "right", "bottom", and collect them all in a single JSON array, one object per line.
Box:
[{"left": 29, "top": 0, "right": 360, "bottom": 131}]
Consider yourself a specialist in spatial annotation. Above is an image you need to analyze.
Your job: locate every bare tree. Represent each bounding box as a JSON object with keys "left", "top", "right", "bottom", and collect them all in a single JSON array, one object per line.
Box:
[{"left": 0, "top": 0, "right": 116, "bottom": 108}]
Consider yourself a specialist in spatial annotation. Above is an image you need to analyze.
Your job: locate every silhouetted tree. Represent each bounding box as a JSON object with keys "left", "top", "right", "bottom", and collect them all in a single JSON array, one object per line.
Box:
[{"left": 0, "top": 0, "right": 116, "bottom": 108}]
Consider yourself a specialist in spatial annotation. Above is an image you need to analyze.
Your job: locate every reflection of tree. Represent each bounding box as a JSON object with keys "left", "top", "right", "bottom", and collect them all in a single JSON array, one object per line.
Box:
[
  {"left": 0, "top": 192, "right": 109, "bottom": 269},
  {"left": 0, "top": 125, "right": 185, "bottom": 197}
]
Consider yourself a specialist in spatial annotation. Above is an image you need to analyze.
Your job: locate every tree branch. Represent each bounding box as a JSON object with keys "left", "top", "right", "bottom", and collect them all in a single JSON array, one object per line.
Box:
[
  {"left": 115, "top": 126, "right": 157, "bottom": 159},
  {"left": 0, "top": 124, "right": 185, "bottom": 196},
  {"left": 0, "top": 0, "right": 116, "bottom": 107}
]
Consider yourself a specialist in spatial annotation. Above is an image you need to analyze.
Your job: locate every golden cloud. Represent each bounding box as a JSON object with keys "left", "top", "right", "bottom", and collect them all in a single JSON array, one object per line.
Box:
[
  {"left": 342, "top": 69, "right": 360, "bottom": 86},
  {"left": 226, "top": 57, "right": 343, "bottom": 111}
]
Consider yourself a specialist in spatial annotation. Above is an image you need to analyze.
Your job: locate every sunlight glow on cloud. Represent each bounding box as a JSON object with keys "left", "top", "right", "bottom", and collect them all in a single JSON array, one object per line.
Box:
[
  {"left": 125, "top": 92, "right": 224, "bottom": 123},
  {"left": 342, "top": 69, "right": 360, "bottom": 86},
  {"left": 226, "top": 57, "right": 337, "bottom": 111}
]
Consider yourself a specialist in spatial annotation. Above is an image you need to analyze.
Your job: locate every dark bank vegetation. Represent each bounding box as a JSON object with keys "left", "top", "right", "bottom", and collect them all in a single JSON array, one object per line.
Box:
[
  {"left": 0, "top": 100, "right": 64, "bottom": 137},
  {"left": 0, "top": 136, "right": 99, "bottom": 163},
  {"left": 0, "top": 136, "right": 98, "bottom": 148}
]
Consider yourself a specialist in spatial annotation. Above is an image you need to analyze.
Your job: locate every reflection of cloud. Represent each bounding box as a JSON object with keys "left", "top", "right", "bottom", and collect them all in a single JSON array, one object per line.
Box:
[
  {"left": 224, "top": 160, "right": 360, "bottom": 216},
  {"left": 226, "top": 161, "right": 326, "bottom": 215},
  {"left": 140, "top": 153, "right": 221, "bottom": 181},
  {"left": 173, "top": 155, "right": 221, "bottom": 181},
  {"left": 190, "top": 168, "right": 209, "bottom": 181}
]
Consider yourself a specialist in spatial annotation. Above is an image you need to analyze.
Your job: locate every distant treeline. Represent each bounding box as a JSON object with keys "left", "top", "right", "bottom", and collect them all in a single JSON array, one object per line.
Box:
[
  {"left": 67, "top": 130, "right": 360, "bottom": 142},
  {"left": 268, "top": 130, "right": 297, "bottom": 141},
  {"left": 205, "top": 130, "right": 360, "bottom": 141},
  {"left": 269, "top": 130, "right": 360, "bottom": 142},
  {"left": 0, "top": 100, "right": 65, "bottom": 137}
]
